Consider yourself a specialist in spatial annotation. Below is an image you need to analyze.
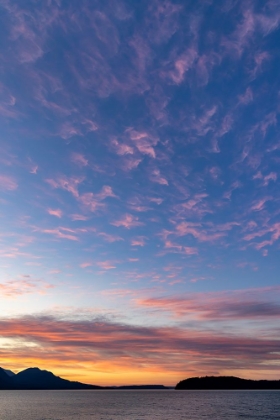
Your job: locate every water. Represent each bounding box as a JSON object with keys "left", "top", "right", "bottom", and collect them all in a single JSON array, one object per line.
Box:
[{"left": 0, "top": 390, "right": 279, "bottom": 419}]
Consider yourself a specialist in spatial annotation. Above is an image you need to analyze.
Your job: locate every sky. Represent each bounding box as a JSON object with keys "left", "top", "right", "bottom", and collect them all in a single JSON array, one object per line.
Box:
[{"left": 0, "top": 0, "right": 280, "bottom": 386}]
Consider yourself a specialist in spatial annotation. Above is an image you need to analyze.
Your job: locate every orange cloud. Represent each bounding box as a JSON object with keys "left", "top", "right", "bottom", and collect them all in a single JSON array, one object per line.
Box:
[{"left": 0, "top": 314, "right": 279, "bottom": 385}]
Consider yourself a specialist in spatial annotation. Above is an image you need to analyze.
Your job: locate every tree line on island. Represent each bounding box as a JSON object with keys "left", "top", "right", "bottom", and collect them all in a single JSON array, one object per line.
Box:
[
  {"left": 1, "top": 367, "right": 280, "bottom": 390},
  {"left": 175, "top": 376, "right": 280, "bottom": 390}
]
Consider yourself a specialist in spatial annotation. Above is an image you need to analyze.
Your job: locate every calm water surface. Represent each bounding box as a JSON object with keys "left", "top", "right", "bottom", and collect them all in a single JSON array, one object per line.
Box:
[{"left": 1, "top": 390, "right": 279, "bottom": 420}]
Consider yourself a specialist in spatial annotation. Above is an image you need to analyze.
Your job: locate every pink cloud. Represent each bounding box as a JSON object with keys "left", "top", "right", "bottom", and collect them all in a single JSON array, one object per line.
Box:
[
  {"left": 111, "top": 138, "right": 134, "bottom": 155},
  {"left": 223, "top": 181, "right": 242, "bottom": 200},
  {"left": 82, "top": 119, "right": 98, "bottom": 132},
  {"left": 59, "top": 122, "right": 82, "bottom": 139},
  {"left": 136, "top": 286, "right": 280, "bottom": 321},
  {"left": 29, "top": 164, "right": 38, "bottom": 174},
  {"left": 98, "top": 232, "right": 124, "bottom": 243},
  {"left": 36, "top": 227, "right": 79, "bottom": 241},
  {"left": 79, "top": 186, "right": 117, "bottom": 212},
  {"left": 71, "top": 153, "right": 88, "bottom": 167},
  {"left": 238, "top": 87, "right": 253, "bottom": 105},
  {"left": 131, "top": 236, "right": 146, "bottom": 246},
  {"left": 263, "top": 172, "right": 277, "bottom": 186},
  {"left": 46, "top": 176, "right": 83, "bottom": 198},
  {"left": 164, "top": 240, "right": 183, "bottom": 252},
  {"left": 80, "top": 262, "right": 93, "bottom": 269},
  {"left": 255, "top": 240, "right": 273, "bottom": 250},
  {"left": 243, "top": 223, "right": 280, "bottom": 250},
  {"left": 222, "top": 8, "right": 280, "bottom": 59},
  {"left": 221, "top": 9, "right": 256, "bottom": 57},
  {"left": 129, "top": 130, "right": 158, "bottom": 158},
  {"left": 173, "top": 193, "right": 211, "bottom": 219},
  {"left": 47, "top": 208, "right": 63, "bottom": 218},
  {"left": 112, "top": 214, "right": 144, "bottom": 229},
  {"left": 96, "top": 260, "right": 117, "bottom": 270},
  {"left": 0, "top": 175, "right": 18, "bottom": 191},
  {"left": 251, "top": 197, "right": 272, "bottom": 211},
  {"left": 253, "top": 172, "right": 277, "bottom": 186},
  {"left": 0, "top": 278, "right": 54, "bottom": 298},
  {"left": 196, "top": 52, "right": 221, "bottom": 86},
  {"left": 175, "top": 222, "right": 225, "bottom": 242},
  {"left": 251, "top": 51, "right": 270, "bottom": 78},
  {"left": 70, "top": 214, "right": 89, "bottom": 221},
  {"left": 184, "top": 247, "right": 198, "bottom": 255},
  {"left": 121, "top": 157, "right": 142, "bottom": 171},
  {"left": 209, "top": 166, "right": 221, "bottom": 180},
  {"left": 243, "top": 228, "right": 268, "bottom": 242},
  {"left": 168, "top": 48, "right": 197, "bottom": 84},
  {"left": 0, "top": 83, "right": 17, "bottom": 117},
  {"left": 163, "top": 240, "right": 198, "bottom": 255},
  {"left": 97, "top": 186, "right": 117, "bottom": 200},
  {"left": 150, "top": 169, "right": 168, "bottom": 185},
  {"left": 127, "top": 196, "right": 151, "bottom": 212},
  {"left": 149, "top": 197, "right": 163, "bottom": 205},
  {"left": 253, "top": 171, "right": 263, "bottom": 180}
]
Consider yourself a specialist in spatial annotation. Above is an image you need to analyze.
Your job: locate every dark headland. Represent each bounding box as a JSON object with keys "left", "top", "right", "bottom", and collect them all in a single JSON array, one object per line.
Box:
[
  {"left": 175, "top": 376, "right": 280, "bottom": 390},
  {"left": 0, "top": 367, "right": 169, "bottom": 390}
]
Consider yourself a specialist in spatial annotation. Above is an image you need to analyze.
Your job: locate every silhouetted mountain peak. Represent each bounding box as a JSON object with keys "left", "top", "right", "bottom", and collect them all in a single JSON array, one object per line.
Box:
[
  {"left": 3, "top": 369, "right": 15, "bottom": 377},
  {"left": 16, "top": 367, "right": 56, "bottom": 379},
  {"left": 0, "top": 367, "right": 14, "bottom": 389},
  {"left": 0, "top": 366, "right": 102, "bottom": 390}
]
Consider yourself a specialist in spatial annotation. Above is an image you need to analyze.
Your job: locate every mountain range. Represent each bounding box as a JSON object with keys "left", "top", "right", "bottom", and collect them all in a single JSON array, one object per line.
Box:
[
  {"left": 0, "top": 367, "right": 101, "bottom": 390},
  {"left": 0, "top": 367, "right": 169, "bottom": 390}
]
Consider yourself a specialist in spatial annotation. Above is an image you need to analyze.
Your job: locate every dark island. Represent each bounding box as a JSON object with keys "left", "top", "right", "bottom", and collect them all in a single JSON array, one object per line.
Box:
[
  {"left": 0, "top": 367, "right": 170, "bottom": 390},
  {"left": 175, "top": 376, "right": 280, "bottom": 390}
]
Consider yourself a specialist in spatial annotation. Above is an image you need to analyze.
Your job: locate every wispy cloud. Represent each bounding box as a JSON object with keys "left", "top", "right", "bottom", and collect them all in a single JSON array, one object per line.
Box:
[
  {"left": 136, "top": 287, "right": 280, "bottom": 321},
  {"left": 0, "top": 175, "right": 18, "bottom": 191},
  {"left": 167, "top": 48, "right": 198, "bottom": 84},
  {"left": 150, "top": 169, "right": 168, "bottom": 185},
  {"left": 131, "top": 236, "right": 146, "bottom": 247},
  {"left": 98, "top": 232, "right": 124, "bottom": 243},
  {"left": 0, "top": 278, "right": 54, "bottom": 298},
  {"left": 71, "top": 153, "right": 88, "bottom": 167},
  {"left": 112, "top": 214, "right": 144, "bottom": 229},
  {"left": 47, "top": 208, "right": 63, "bottom": 218},
  {"left": 46, "top": 176, "right": 84, "bottom": 198},
  {"left": 128, "top": 130, "right": 158, "bottom": 158},
  {"left": 78, "top": 186, "right": 117, "bottom": 212},
  {"left": 96, "top": 260, "right": 117, "bottom": 270},
  {"left": 80, "top": 262, "right": 93, "bottom": 269},
  {"left": 34, "top": 227, "right": 79, "bottom": 242}
]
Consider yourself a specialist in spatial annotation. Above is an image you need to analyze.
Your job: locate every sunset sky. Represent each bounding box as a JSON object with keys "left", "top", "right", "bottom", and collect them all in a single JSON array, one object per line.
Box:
[{"left": 1, "top": 0, "right": 280, "bottom": 386}]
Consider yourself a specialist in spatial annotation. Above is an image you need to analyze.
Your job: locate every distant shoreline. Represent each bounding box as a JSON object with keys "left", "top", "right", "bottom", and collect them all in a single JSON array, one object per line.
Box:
[
  {"left": 0, "top": 366, "right": 172, "bottom": 390},
  {"left": 2, "top": 367, "right": 280, "bottom": 390}
]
